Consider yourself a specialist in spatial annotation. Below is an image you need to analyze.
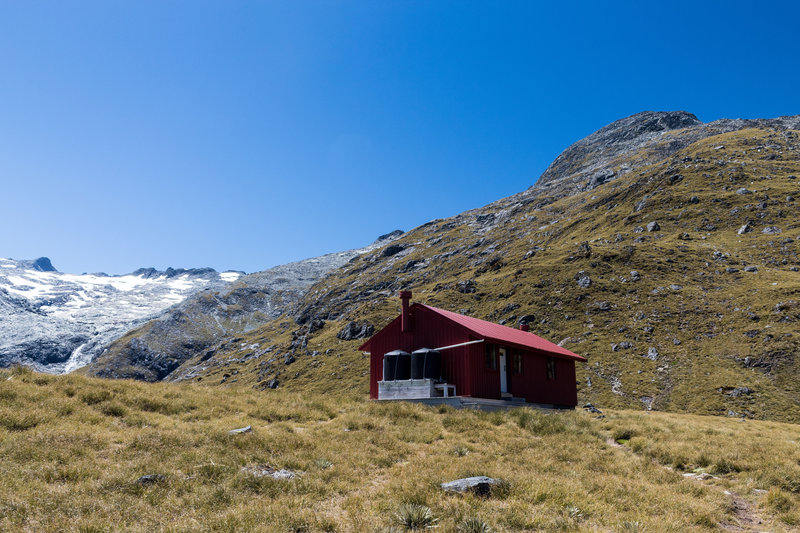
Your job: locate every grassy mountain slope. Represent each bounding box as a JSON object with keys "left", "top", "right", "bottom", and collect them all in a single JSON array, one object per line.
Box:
[
  {"left": 2, "top": 366, "right": 800, "bottom": 531},
  {"left": 170, "top": 122, "right": 800, "bottom": 422}
]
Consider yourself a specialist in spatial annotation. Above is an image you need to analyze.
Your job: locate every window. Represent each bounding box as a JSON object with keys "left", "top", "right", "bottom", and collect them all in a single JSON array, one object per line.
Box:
[
  {"left": 513, "top": 351, "right": 523, "bottom": 375},
  {"left": 546, "top": 357, "right": 557, "bottom": 380},
  {"left": 485, "top": 344, "right": 496, "bottom": 370}
]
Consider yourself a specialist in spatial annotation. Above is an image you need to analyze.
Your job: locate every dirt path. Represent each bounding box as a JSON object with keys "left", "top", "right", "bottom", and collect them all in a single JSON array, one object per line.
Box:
[
  {"left": 721, "top": 491, "right": 765, "bottom": 532},
  {"left": 605, "top": 438, "right": 770, "bottom": 532}
]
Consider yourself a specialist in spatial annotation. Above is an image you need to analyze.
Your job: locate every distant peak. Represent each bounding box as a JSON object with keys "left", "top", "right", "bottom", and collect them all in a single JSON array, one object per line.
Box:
[
  {"left": 375, "top": 230, "right": 404, "bottom": 243},
  {"left": 534, "top": 110, "right": 703, "bottom": 191},
  {"left": 131, "top": 266, "right": 218, "bottom": 279},
  {"left": 590, "top": 111, "right": 702, "bottom": 143},
  {"left": 32, "top": 257, "right": 57, "bottom": 272}
]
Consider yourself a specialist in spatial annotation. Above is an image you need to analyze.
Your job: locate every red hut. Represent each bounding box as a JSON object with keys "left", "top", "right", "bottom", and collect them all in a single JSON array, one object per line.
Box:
[{"left": 359, "top": 291, "right": 586, "bottom": 408}]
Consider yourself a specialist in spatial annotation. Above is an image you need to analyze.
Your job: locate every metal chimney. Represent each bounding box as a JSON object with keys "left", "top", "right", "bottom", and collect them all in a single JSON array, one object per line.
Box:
[{"left": 400, "top": 291, "right": 412, "bottom": 332}]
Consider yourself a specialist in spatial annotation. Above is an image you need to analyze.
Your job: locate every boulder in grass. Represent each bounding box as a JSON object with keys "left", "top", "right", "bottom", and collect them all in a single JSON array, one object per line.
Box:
[
  {"left": 576, "top": 273, "right": 592, "bottom": 289},
  {"left": 137, "top": 474, "right": 166, "bottom": 485},
  {"left": 441, "top": 476, "right": 503, "bottom": 497},
  {"left": 583, "top": 403, "right": 603, "bottom": 414},
  {"left": 241, "top": 464, "right": 299, "bottom": 480}
]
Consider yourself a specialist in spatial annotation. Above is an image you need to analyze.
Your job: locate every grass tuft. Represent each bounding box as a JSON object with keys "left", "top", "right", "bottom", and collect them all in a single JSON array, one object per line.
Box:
[
  {"left": 80, "top": 389, "right": 112, "bottom": 405},
  {"left": 395, "top": 503, "right": 437, "bottom": 530},
  {"left": 514, "top": 408, "right": 567, "bottom": 435},
  {"left": 456, "top": 516, "right": 493, "bottom": 533}
]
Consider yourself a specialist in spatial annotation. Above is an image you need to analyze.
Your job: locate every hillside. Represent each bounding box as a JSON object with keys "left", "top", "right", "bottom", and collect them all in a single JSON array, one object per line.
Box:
[
  {"left": 2, "top": 367, "right": 799, "bottom": 531},
  {"left": 156, "top": 112, "right": 800, "bottom": 422},
  {"left": 85, "top": 232, "right": 403, "bottom": 381}
]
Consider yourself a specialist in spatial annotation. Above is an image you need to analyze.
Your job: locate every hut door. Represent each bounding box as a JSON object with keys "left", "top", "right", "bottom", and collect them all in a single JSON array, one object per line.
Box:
[{"left": 498, "top": 347, "right": 508, "bottom": 394}]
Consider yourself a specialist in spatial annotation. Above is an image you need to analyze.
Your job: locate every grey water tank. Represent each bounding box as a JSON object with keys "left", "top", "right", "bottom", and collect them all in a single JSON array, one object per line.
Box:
[
  {"left": 383, "top": 350, "right": 410, "bottom": 381},
  {"left": 412, "top": 348, "right": 442, "bottom": 380},
  {"left": 395, "top": 350, "right": 411, "bottom": 380}
]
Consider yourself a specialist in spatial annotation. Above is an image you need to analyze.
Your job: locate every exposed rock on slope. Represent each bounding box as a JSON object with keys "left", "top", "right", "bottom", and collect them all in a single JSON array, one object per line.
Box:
[
  {"left": 534, "top": 111, "right": 800, "bottom": 196},
  {"left": 171, "top": 112, "right": 800, "bottom": 422},
  {"left": 85, "top": 231, "right": 403, "bottom": 381},
  {"left": 0, "top": 258, "right": 239, "bottom": 372}
]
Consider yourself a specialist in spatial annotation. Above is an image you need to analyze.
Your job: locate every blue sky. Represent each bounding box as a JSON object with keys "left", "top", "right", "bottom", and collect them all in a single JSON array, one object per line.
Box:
[{"left": 2, "top": 1, "right": 799, "bottom": 275}]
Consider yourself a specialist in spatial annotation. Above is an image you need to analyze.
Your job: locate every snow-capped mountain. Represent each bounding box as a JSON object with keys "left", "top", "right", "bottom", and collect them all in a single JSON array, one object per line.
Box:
[
  {"left": 86, "top": 230, "right": 406, "bottom": 381},
  {"left": 0, "top": 257, "right": 240, "bottom": 373}
]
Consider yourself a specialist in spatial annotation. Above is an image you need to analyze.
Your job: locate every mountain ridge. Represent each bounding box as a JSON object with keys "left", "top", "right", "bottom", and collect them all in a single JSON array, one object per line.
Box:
[
  {"left": 130, "top": 110, "right": 800, "bottom": 422},
  {"left": 531, "top": 110, "right": 800, "bottom": 196},
  {"left": 84, "top": 231, "right": 405, "bottom": 380}
]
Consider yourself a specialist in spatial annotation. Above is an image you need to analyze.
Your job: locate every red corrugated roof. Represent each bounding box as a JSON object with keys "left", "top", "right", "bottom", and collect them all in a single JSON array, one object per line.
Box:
[{"left": 417, "top": 304, "right": 587, "bottom": 362}]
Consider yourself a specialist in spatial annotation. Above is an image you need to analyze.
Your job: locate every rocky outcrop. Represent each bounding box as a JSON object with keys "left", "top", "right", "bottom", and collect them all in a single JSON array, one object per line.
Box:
[
  {"left": 531, "top": 111, "right": 800, "bottom": 199},
  {"left": 30, "top": 257, "right": 57, "bottom": 272},
  {"left": 132, "top": 267, "right": 224, "bottom": 279},
  {"left": 336, "top": 321, "right": 374, "bottom": 341},
  {"left": 537, "top": 111, "right": 701, "bottom": 190}
]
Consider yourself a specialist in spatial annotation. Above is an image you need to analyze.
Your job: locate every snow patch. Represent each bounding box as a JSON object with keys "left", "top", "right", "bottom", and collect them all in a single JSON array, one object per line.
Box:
[{"left": 220, "top": 271, "right": 241, "bottom": 282}]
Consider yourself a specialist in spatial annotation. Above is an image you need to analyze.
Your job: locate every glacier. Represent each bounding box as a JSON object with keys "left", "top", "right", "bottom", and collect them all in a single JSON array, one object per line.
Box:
[{"left": 0, "top": 257, "right": 240, "bottom": 373}]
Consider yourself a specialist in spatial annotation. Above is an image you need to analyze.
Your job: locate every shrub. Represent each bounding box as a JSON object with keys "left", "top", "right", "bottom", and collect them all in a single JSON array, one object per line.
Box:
[
  {"left": 80, "top": 390, "right": 112, "bottom": 405},
  {"left": 514, "top": 409, "right": 566, "bottom": 435},
  {"left": 0, "top": 387, "right": 17, "bottom": 400},
  {"left": 619, "top": 521, "right": 645, "bottom": 532},
  {"left": 78, "top": 526, "right": 108, "bottom": 533},
  {"left": 769, "top": 468, "right": 800, "bottom": 493},
  {"left": 566, "top": 505, "right": 584, "bottom": 522},
  {"left": 0, "top": 409, "right": 41, "bottom": 431},
  {"left": 765, "top": 488, "right": 793, "bottom": 513},
  {"left": 457, "top": 517, "right": 493, "bottom": 533},
  {"left": 195, "top": 462, "right": 229, "bottom": 481},
  {"left": 130, "top": 396, "right": 192, "bottom": 415},
  {"left": 395, "top": 503, "right": 437, "bottom": 530},
  {"left": 206, "top": 487, "right": 232, "bottom": 508},
  {"left": 11, "top": 365, "right": 33, "bottom": 378},
  {"left": 612, "top": 428, "right": 636, "bottom": 442},
  {"left": 711, "top": 458, "right": 741, "bottom": 475},
  {"left": 451, "top": 445, "right": 470, "bottom": 457},
  {"left": 101, "top": 402, "right": 127, "bottom": 417},
  {"left": 315, "top": 458, "right": 334, "bottom": 469}
]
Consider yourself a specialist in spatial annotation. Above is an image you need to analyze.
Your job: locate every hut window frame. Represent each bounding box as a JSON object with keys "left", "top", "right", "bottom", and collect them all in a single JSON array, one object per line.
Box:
[
  {"left": 546, "top": 357, "right": 557, "bottom": 380},
  {"left": 513, "top": 350, "right": 523, "bottom": 375},
  {"left": 485, "top": 344, "right": 497, "bottom": 370}
]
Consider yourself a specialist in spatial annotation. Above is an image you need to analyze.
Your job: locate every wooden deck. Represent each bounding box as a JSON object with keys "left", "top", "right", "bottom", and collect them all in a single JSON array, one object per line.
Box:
[{"left": 376, "top": 396, "right": 575, "bottom": 412}]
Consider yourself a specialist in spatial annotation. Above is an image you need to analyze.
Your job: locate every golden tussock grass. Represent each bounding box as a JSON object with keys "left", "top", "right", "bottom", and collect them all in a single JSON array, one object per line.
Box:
[{"left": 2, "top": 366, "right": 799, "bottom": 531}]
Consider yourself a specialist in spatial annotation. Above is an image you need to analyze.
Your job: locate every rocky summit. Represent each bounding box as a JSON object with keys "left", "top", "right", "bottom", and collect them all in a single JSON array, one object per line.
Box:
[{"left": 107, "top": 110, "right": 800, "bottom": 422}]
